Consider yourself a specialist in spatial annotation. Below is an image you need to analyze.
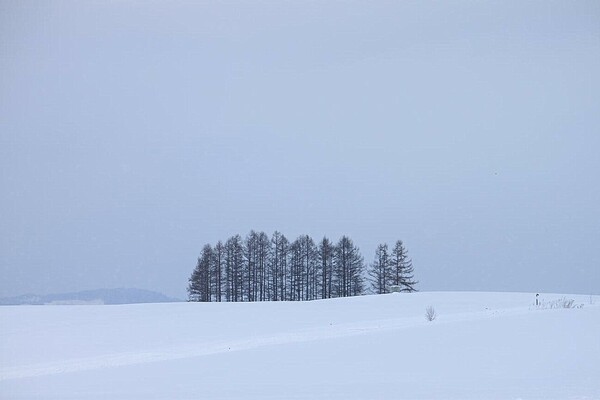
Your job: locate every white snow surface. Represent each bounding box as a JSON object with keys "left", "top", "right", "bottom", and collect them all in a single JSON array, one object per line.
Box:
[{"left": 1, "top": 292, "right": 598, "bottom": 399}]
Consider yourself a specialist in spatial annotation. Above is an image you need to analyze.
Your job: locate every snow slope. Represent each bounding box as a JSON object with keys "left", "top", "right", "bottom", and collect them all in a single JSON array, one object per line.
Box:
[{"left": 1, "top": 292, "right": 598, "bottom": 399}]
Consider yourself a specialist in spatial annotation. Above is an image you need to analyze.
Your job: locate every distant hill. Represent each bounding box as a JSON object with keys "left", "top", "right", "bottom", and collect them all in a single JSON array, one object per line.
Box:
[{"left": 0, "top": 288, "right": 182, "bottom": 305}]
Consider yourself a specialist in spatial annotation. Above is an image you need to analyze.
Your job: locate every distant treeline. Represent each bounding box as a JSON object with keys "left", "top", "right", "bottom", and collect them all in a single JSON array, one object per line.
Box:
[{"left": 187, "top": 231, "right": 416, "bottom": 302}]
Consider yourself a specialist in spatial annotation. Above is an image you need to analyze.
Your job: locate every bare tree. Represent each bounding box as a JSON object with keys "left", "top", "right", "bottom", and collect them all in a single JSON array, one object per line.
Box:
[
  {"left": 187, "top": 244, "right": 213, "bottom": 302},
  {"left": 212, "top": 241, "right": 225, "bottom": 302},
  {"left": 187, "top": 256, "right": 203, "bottom": 302},
  {"left": 296, "top": 235, "right": 317, "bottom": 301},
  {"left": 318, "top": 237, "right": 334, "bottom": 299},
  {"left": 244, "top": 231, "right": 259, "bottom": 302},
  {"left": 333, "top": 236, "right": 365, "bottom": 298},
  {"left": 289, "top": 238, "right": 303, "bottom": 301},
  {"left": 270, "top": 231, "right": 289, "bottom": 301},
  {"left": 256, "top": 232, "right": 271, "bottom": 301},
  {"left": 225, "top": 235, "right": 244, "bottom": 302},
  {"left": 390, "top": 240, "right": 417, "bottom": 292},
  {"left": 368, "top": 243, "right": 390, "bottom": 294}
]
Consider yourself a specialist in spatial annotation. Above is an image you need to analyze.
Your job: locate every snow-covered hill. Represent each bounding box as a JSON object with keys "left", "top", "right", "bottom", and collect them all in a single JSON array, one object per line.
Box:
[
  {"left": 0, "top": 288, "right": 181, "bottom": 305},
  {"left": 1, "top": 292, "right": 598, "bottom": 399}
]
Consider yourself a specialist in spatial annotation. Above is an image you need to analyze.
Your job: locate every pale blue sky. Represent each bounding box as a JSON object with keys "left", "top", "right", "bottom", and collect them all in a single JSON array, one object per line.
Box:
[{"left": 1, "top": 1, "right": 599, "bottom": 298}]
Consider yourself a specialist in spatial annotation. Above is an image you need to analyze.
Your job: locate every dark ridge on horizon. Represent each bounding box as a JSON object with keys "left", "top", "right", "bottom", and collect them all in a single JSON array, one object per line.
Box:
[{"left": 0, "top": 288, "right": 183, "bottom": 305}]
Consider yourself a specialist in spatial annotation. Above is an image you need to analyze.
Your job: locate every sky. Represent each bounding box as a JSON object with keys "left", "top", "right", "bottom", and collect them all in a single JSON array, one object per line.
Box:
[{"left": 1, "top": 1, "right": 599, "bottom": 299}]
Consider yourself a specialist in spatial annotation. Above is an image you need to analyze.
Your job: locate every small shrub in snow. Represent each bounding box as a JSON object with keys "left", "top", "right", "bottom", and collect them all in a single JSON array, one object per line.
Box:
[
  {"left": 425, "top": 306, "right": 437, "bottom": 321},
  {"left": 561, "top": 298, "right": 575, "bottom": 309},
  {"left": 536, "top": 297, "right": 583, "bottom": 310}
]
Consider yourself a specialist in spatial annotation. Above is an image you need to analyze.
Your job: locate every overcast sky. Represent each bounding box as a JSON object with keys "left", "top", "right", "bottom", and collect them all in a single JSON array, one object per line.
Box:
[{"left": 1, "top": 1, "right": 599, "bottom": 299}]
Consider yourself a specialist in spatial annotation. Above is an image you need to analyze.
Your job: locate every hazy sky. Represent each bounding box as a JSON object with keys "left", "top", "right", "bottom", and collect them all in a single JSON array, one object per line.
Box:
[{"left": 1, "top": 1, "right": 599, "bottom": 299}]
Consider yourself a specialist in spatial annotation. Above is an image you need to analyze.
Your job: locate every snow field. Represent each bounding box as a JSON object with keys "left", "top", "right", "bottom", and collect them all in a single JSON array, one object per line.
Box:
[{"left": 1, "top": 292, "right": 598, "bottom": 399}]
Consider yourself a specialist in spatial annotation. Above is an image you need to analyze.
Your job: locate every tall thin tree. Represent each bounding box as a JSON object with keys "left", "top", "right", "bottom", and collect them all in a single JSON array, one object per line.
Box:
[
  {"left": 390, "top": 240, "right": 417, "bottom": 292},
  {"left": 318, "top": 237, "right": 334, "bottom": 299},
  {"left": 368, "top": 243, "right": 390, "bottom": 294}
]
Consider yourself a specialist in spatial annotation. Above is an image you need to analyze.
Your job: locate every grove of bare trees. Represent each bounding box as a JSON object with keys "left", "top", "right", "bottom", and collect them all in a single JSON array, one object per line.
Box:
[{"left": 188, "top": 231, "right": 416, "bottom": 302}]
